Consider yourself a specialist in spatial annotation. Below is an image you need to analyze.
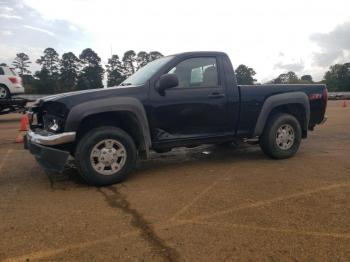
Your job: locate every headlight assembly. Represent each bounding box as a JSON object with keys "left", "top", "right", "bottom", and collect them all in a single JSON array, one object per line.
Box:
[{"left": 44, "top": 114, "right": 64, "bottom": 133}]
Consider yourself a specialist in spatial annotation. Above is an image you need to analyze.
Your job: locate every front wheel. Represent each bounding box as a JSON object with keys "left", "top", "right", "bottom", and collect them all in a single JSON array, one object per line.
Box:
[
  {"left": 75, "top": 126, "right": 137, "bottom": 186},
  {"left": 259, "top": 113, "right": 301, "bottom": 159}
]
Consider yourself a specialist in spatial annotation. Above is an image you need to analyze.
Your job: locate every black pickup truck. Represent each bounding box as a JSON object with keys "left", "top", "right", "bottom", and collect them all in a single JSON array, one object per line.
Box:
[{"left": 25, "top": 51, "right": 327, "bottom": 185}]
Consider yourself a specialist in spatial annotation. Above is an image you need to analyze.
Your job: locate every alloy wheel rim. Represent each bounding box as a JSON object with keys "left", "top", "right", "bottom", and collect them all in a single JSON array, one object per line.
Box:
[
  {"left": 0, "top": 87, "right": 7, "bottom": 98},
  {"left": 90, "top": 139, "right": 127, "bottom": 175},
  {"left": 276, "top": 124, "right": 295, "bottom": 150}
]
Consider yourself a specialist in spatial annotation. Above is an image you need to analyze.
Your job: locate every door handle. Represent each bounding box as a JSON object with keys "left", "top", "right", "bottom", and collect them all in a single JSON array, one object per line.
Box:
[{"left": 208, "top": 92, "right": 225, "bottom": 98}]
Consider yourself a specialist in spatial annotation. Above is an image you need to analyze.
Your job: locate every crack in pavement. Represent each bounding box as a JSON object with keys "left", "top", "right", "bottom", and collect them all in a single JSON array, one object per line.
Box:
[
  {"left": 97, "top": 186, "right": 180, "bottom": 262},
  {"left": 5, "top": 180, "right": 350, "bottom": 261}
]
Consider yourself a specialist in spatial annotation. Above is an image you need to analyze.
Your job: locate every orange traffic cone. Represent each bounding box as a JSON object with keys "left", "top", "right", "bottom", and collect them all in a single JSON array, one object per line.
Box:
[
  {"left": 15, "top": 133, "right": 24, "bottom": 143},
  {"left": 16, "top": 114, "right": 29, "bottom": 143},
  {"left": 19, "top": 114, "right": 29, "bottom": 131}
]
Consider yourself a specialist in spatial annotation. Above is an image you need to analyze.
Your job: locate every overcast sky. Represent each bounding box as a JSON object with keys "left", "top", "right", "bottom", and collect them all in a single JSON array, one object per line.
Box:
[{"left": 1, "top": 0, "right": 350, "bottom": 82}]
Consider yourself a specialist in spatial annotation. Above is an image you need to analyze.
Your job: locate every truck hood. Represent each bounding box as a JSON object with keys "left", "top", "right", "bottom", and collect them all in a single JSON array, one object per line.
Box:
[{"left": 35, "top": 85, "right": 145, "bottom": 109}]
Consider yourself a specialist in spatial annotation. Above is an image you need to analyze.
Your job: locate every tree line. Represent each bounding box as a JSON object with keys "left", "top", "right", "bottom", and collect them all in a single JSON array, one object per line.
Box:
[
  {"left": 235, "top": 65, "right": 316, "bottom": 85},
  {"left": 232, "top": 63, "right": 350, "bottom": 91},
  {"left": 1, "top": 49, "right": 350, "bottom": 93},
  {"left": 1, "top": 48, "right": 163, "bottom": 94}
]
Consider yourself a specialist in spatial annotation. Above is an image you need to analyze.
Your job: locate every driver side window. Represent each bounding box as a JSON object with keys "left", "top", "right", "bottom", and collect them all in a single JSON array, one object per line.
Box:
[{"left": 168, "top": 57, "right": 218, "bottom": 88}]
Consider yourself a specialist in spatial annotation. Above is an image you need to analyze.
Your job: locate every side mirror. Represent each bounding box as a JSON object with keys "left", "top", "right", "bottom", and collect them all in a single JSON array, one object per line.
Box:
[{"left": 156, "top": 74, "right": 178, "bottom": 95}]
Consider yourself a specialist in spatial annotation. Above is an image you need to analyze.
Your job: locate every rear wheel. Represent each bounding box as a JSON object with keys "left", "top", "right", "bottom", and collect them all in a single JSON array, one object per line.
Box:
[
  {"left": 75, "top": 126, "right": 137, "bottom": 186},
  {"left": 259, "top": 113, "right": 301, "bottom": 159},
  {"left": 0, "top": 85, "right": 10, "bottom": 99}
]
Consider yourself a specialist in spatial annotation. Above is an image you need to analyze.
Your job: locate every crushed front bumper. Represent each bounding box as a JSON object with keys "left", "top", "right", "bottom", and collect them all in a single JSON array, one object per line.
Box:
[
  {"left": 26, "top": 130, "right": 76, "bottom": 146},
  {"left": 24, "top": 130, "right": 76, "bottom": 172}
]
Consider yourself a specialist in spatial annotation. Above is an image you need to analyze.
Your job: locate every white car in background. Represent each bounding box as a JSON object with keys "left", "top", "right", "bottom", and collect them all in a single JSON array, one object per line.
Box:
[{"left": 0, "top": 66, "right": 24, "bottom": 99}]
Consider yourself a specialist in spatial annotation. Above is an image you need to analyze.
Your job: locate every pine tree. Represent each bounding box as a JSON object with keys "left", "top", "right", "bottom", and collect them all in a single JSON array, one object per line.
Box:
[
  {"left": 106, "top": 54, "right": 125, "bottom": 87},
  {"left": 148, "top": 51, "right": 163, "bottom": 62},
  {"left": 122, "top": 50, "right": 136, "bottom": 77},
  {"left": 12, "top": 53, "right": 31, "bottom": 76},
  {"left": 77, "top": 48, "right": 104, "bottom": 90},
  {"left": 136, "top": 51, "right": 150, "bottom": 69},
  {"left": 36, "top": 48, "right": 60, "bottom": 77},
  {"left": 34, "top": 48, "right": 60, "bottom": 93},
  {"left": 60, "top": 52, "right": 80, "bottom": 92}
]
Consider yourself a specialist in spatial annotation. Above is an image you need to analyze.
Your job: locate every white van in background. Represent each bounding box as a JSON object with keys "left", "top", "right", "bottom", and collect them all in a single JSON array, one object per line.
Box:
[{"left": 0, "top": 66, "right": 25, "bottom": 99}]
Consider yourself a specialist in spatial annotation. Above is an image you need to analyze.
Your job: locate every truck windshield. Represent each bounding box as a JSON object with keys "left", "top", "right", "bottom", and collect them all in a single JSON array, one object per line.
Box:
[{"left": 120, "top": 56, "right": 174, "bottom": 86}]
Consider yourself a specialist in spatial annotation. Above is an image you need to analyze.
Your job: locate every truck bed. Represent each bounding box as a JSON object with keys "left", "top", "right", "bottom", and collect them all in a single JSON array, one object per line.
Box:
[{"left": 237, "top": 84, "right": 327, "bottom": 136}]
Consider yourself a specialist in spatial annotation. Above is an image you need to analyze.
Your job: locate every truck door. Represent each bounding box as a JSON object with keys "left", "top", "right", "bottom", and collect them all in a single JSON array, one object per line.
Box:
[{"left": 149, "top": 56, "right": 229, "bottom": 141}]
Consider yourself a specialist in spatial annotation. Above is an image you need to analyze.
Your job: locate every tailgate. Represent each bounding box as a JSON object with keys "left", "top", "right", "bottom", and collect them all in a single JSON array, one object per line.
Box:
[{"left": 308, "top": 85, "right": 327, "bottom": 126}]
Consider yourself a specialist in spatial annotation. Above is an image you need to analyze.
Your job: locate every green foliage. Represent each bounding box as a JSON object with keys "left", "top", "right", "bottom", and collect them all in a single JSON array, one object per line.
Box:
[
  {"left": 136, "top": 51, "right": 150, "bottom": 69},
  {"left": 60, "top": 52, "right": 80, "bottom": 92},
  {"left": 122, "top": 50, "right": 137, "bottom": 77},
  {"left": 34, "top": 68, "right": 56, "bottom": 94},
  {"left": 235, "top": 64, "right": 257, "bottom": 85},
  {"left": 34, "top": 48, "right": 60, "bottom": 93},
  {"left": 7, "top": 47, "right": 350, "bottom": 94},
  {"left": 271, "top": 71, "right": 300, "bottom": 84},
  {"left": 300, "top": 75, "right": 313, "bottom": 83},
  {"left": 8, "top": 48, "right": 164, "bottom": 94},
  {"left": 106, "top": 55, "right": 125, "bottom": 87},
  {"left": 149, "top": 51, "right": 163, "bottom": 61},
  {"left": 136, "top": 51, "right": 163, "bottom": 70},
  {"left": 323, "top": 63, "right": 350, "bottom": 91},
  {"left": 269, "top": 72, "right": 320, "bottom": 85},
  {"left": 21, "top": 75, "right": 35, "bottom": 93},
  {"left": 106, "top": 51, "right": 163, "bottom": 87},
  {"left": 36, "top": 48, "right": 60, "bottom": 76},
  {"left": 12, "top": 53, "right": 31, "bottom": 76},
  {"left": 77, "top": 48, "right": 104, "bottom": 90}
]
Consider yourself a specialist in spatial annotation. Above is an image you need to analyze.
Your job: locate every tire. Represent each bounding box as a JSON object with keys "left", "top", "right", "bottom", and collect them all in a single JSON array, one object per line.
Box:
[
  {"left": 259, "top": 113, "right": 301, "bottom": 159},
  {"left": 75, "top": 126, "right": 137, "bottom": 186},
  {"left": 0, "top": 85, "right": 10, "bottom": 99}
]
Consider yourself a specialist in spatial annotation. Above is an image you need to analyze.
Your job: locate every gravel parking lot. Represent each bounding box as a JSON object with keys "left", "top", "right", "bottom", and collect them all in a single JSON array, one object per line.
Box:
[{"left": 0, "top": 101, "right": 349, "bottom": 261}]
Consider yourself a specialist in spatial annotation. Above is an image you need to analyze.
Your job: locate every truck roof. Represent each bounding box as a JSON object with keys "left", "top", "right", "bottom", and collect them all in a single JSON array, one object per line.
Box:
[{"left": 171, "top": 51, "right": 227, "bottom": 57}]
